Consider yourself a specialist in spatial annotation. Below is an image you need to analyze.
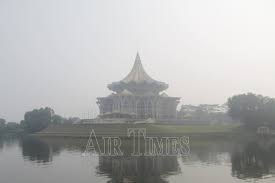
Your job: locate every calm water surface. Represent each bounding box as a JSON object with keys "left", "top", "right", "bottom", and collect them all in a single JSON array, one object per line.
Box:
[{"left": 1, "top": 136, "right": 275, "bottom": 183}]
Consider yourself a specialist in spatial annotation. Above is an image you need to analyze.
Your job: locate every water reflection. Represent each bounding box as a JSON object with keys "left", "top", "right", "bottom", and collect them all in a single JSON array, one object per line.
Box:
[
  {"left": 17, "top": 137, "right": 180, "bottom": 182},
  {"left": 0, "top": 138, "right": 3, "bottom": 150},
  {"left": 231, "top": 140, "right": 275, "bottom": 179},
  {"left": 0, "top": 137, "right": 19, "bottom": 150},
  {"left": 19, "top": 137, "right": 61, "bottom": 163},
  {"left": 186, "top": 138, "right": 234, "bottom": 164},
  {"left": 97, "top": 156, "right": 179, "bottom": 183},
  {"left": 13, "top": 136, "right": 275, "bottom": 182}
]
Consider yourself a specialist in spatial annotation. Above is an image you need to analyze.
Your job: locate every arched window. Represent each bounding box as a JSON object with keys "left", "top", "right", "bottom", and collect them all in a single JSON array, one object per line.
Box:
[
  {"left": 122, "top": 100, "right": 130, "bottom": 113},
  {"left": 147, "top": 101, "right": 153, "bottom": 118},
  {"left": 137, "top": 100, "right": 146, "bottom": 118}
]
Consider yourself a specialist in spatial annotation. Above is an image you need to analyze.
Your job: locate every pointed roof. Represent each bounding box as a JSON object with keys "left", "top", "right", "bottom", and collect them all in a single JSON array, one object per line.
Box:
[
  {"left": 107, "top": 52, "right": 169, "bottom": 94},
  {"left": 121, "top": 52, "right": 155, "bottom": 83}
]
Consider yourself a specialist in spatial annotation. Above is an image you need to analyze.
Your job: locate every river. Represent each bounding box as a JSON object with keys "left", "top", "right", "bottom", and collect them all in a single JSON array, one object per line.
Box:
[{"left": 0, "top": 136, "right": 275, "bottom": 183}]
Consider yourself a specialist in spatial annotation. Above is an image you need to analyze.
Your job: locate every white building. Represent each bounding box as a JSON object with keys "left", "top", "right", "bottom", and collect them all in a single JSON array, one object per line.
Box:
[{"left": 96, "top": 53, "right": 180, "bottom": 121}]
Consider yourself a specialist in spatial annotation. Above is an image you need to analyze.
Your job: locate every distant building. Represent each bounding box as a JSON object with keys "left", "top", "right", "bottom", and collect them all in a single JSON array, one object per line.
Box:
[
  {"left": 96, "top": 53, "right": 180, "bottom": 121},
  {"left": 178, "top": 104, "right": 233, "bottom": 124},
  {"left": 257, "top": 126, "right": 270, "bottom": 135}
]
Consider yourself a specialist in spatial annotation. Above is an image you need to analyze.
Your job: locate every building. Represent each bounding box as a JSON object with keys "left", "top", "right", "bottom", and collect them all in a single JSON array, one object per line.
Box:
[
  {"left": 177, "top": 104, "right": 233, "bottom": 124},
  {"left": 96, "top": 53, "right": 180, "bottom": 121}
]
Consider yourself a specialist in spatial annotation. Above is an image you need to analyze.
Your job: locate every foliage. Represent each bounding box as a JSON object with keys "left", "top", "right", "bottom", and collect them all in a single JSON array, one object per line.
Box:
[
  {"left": 20, "top": 107, "right": 54, "bottom": 133},
  {"left": 19, "top": 107, "right": 81, "bottom": 133},
  {"left": 0, "top": 119, "right": 23, "bottom": 136},
  {"left": 52, "top": 115, "right": 64, "bottom": 124},
  {"left": 5, "top": 122, "right": 22, "bottom": 134},
  {"left": 0, "top": 118, "right": 6, "bottom": 127},
  {"left": 227, "top": 93, "right": 275, "bottom": 129},
  {"left": 0, "top": 119, "right": 5, "bottom": 135}
]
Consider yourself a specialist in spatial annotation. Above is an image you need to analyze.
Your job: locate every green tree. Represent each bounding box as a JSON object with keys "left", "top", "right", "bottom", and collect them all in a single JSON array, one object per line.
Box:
[
  {"left": 5, "top": 122, "right": 22, "bottom": 134},
  {"left": 52, "top": 115, "right": 64, "bottom": 124},
  {"left": 227, "top": 93, "right": 275, "bottom": 129},
  {"left": 20, "top": 107, "right": 54, "bottom": 133},
  {"left": 0, "top": 118, "right": 6, "bottom": 135},
  {"left": 0, "top": 118, "right": 5, "bottom": 128}
]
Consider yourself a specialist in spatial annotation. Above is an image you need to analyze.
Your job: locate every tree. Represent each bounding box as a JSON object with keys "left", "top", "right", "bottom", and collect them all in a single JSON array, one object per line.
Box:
[
  {"left": 52, "top": 115, "right": 64, "bottom": 124},
  {"left": 227, "top": 93, "right": 275, "bottom": 129},
  {"left": 0, "top": 118, "right": 6, "bottom": 135},
  {"left": 20, "top": 107, "right": 54, "bottom": 133},
  {"left": 5, "top": 122, "right": 22, "bottom": 134},
  {"left": 0, "top": 118, "right": 6, "bottom": 128}
]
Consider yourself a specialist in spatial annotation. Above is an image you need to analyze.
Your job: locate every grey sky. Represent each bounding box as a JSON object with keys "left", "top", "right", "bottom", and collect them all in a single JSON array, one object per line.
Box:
[{"left": 1, "top": 0, "right": 275, "bottom": 122}]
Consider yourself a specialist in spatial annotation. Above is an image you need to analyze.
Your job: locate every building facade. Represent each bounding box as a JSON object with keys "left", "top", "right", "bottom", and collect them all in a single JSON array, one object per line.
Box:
[{"left": 97, "top": 53, "right": 180, "bottom": 120}]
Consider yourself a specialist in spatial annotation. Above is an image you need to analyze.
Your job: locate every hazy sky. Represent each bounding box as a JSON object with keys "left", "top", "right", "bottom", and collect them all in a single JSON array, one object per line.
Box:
[{"left": 1, "top": 0, "right": 275, "bottom": 122}]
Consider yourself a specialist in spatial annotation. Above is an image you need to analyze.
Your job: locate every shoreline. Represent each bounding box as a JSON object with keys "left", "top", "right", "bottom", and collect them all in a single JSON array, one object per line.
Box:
[{"left": 33, "top": 123, "right": 256, "bottom": 139}]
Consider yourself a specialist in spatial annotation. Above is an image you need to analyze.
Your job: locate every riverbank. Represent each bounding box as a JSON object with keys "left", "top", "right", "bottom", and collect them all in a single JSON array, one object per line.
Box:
[{"left": 35, "top": 123, "right": 245, "bottom": 138}]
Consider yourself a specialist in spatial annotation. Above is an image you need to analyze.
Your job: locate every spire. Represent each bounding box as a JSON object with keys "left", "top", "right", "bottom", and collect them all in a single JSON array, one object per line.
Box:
[
  {"left": 107, "top": 52, "right": 169, "bottom": 93},
  {"left": 121, "top": 52, "right": 155, "bottom": 83},
  {"left": 135, "top": 52, "right": 141, "bottom": 62}
]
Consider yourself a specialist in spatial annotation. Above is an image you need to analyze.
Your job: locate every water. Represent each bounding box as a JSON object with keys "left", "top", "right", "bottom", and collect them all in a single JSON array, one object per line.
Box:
[{"left": 1, "top": 136, "right": 275, "bottom": 183}]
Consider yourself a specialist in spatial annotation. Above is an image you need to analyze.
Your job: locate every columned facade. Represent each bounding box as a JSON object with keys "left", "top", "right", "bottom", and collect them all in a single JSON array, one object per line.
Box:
[{"left": 97, "top": 53, "right": 180, "bottom": 121}]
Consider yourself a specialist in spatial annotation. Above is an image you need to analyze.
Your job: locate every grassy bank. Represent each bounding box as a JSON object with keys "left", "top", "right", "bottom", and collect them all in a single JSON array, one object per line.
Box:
[
  {"left": 35, "top": 123, "right": 242, "bottom": 138},
  {"left": 151, "top": 124, "right": 239, "bottom": 134}
]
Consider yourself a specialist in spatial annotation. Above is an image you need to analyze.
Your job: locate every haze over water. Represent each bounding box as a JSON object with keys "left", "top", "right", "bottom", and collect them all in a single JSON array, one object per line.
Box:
[
  {"left": 1, "top": 136, "right": 275, "bottom": 183},
  {"left": 1, "top": 0, "right": 275, "bottom": 122}
]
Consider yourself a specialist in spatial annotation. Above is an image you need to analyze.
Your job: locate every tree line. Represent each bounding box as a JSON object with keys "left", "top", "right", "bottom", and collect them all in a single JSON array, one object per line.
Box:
[
  {"left": 177, "top": 93, "right": 275, "bottom": 129},
  {"left": 228, "top": 93, "right": 275, "bottom": 129},
  {"left": 0, "top": 118, "right": 22, "bottom": 136},
  {"left": 1, "top": 92, "right": 275, "bottom": 135},
  {"left": 0, "top": 107, "right": 80, "bottom": 135}
]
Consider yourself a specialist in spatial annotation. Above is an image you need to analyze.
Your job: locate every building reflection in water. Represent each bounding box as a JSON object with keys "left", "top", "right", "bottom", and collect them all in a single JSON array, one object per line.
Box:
[
  {"left": 15, "top": 136, "right": 275, "bottom": 182},
  {"left": 97, "top": 156, "right": 180, "bottom": 183}
]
